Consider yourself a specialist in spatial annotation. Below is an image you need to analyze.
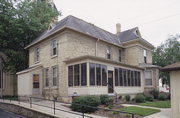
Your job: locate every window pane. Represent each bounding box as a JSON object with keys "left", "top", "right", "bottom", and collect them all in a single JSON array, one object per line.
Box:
[
  {"left": 106, "top": 46, "right": 111, "bottom": 59},
  {"left": 52, "top": 40, "right": 57, "bottom": 56},
  {"left": 68, "top": 66, "right": 73, "bottom": 86},
  {"left": 134, "top": 71, "right": 137, "bottom": 86},
  {"left": 128, "top": 70, "right": 131, "bottom": 86},
  {"left": 81, "top": 63, "right": 87, "bottom": 86},
  {"left": 45, "top": 69, "right": 49, "bottom": 87},
  {"left": 90, "top": 63, "right": 95, "bottom": 85},
  {"left": 74, "top": 64, "right": 80, "bottom": 86},
  {"left": 137, "top": 72, "right": 141, "bottom": 86},
  {"left": 115, "top": 68, "right": 119, "bottom": 86},
  {"left": 145, "top": 71, "right": 152, "bottom": 86},
  {"left": 145, "top": 79, "right": 152, "bottom": 86},
  {"left": 119, "top": 68, "right": 123, "bottom": 86},
  {"left": 102, "top": 65, "right": 107, "bottom": 86},
  {"left": 52, "top": 67, "right": 57, "bottom": 86},
  {"left": 123, "top": 69, "right": 127, "bottom": 86},
  {"left": 131, "top": 71, "right": 134, "bottom": 86},
  {"left": 96, "top": 64, "right": 101, "bottom": 86}
]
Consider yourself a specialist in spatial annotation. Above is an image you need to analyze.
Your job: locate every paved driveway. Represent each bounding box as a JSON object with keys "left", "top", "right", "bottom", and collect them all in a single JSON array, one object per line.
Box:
[{"left": 0, "top": 109, "right": 26, "bottom": 118}]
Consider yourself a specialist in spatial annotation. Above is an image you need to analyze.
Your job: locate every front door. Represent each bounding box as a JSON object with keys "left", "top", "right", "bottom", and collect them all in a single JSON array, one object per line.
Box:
[
  {"left": 32, "top": 74, "right": 40, "bottom": 94},
  {"left": 108, "top": 71, "right": 114, "bottom": 93}
]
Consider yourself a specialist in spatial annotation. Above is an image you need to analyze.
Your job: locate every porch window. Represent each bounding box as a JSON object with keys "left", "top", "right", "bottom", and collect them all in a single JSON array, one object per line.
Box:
[
  {"left": 90, "top": 63, "right": 95, "bottom": 85},
  {"left": 45, "top": 68, "right": 49, "bottom": 87},
  {"left": 106, "top": 46, "right": 111, "bottom": 59},
  {"left": 123, "top": 69, "right": 127, "bottom": 86},
  {"left": 137, "top": 72, "right": 141, "bottom": 86},
  {"left": 33, "top": 74, "right": 39, "bottom": 88},
  {"left": 96, "top": 64, "right": 101, "bottom": 86},
  {"left": 52, "top": 40, "right": 57, "bottom": 56},
  {"left": 68, "top": 63, "right": 87, "bottom": 87},
  {"left": 145, "top": 71, "right": 152, "bottom": 86},
  {"left": 134, "top": 71, "right": 137, "bottom": 86},
  {"left": 127, "top": 70, "right": 131, "bottom": 86},
  {"left": 52, "top": 66, "right": 58, "bottom": 86},
  {"left": 119, "top": 68, "right": 123, "bottom": 86},
  {"left": 34, "top": 47, "right": 40, "bottom": 62},
  {"left": 102, "top": 65, "right": 107, "bottom": 86},
  {"left": 131, "top": 71, "right": 134, "bottom": 86},
  {"left": 81, "top": 63, "right": 87, "bottom": 86},
  {"left": 115, "top": 68, "right": 119, "bottom": 86}
]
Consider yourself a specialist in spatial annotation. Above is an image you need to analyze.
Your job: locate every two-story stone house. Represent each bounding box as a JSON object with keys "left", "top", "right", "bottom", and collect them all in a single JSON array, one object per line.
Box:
[{"left": 17, "top": 15, "right": 159, "bottom": 102}]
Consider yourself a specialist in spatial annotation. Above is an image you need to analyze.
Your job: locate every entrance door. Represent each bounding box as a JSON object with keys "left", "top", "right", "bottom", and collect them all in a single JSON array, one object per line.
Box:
[
  {"left": 108, "top": 71, "right": 114, "bottom": 93},
  {"left": 32, "top": 74, "right": 40, "bottom": 94}
]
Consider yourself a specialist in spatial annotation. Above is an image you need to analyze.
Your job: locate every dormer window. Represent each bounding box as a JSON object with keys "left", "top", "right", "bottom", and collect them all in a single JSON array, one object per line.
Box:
[
  {"left": 106, "top": 46, "right": 111, "bottom": 59},
  {"left": 144, "top": 49, "right": 147, "bottom": 63},
  {"left": 34, "top": 47, "right": 40, "bottom": 63},
  {"left": 51, "top": 40, "right": 57, "bottom": 56}
]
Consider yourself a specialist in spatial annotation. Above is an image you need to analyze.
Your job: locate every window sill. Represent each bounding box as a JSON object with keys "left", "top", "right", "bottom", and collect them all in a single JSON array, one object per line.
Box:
[
  {"left": 34, "top": 61, "right": 40, "bottom": 64},
  {"left": 145, "top": 86, "right": 153, "bottom": 88},
  {"left": 51, "top": 86, "right": 58, "bottom": 89},
  {"left": 51, "top": 55, "right": 58, "bottom": 59}
]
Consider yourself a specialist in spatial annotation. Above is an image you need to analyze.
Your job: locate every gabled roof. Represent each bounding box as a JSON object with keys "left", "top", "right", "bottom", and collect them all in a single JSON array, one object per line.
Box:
[{"left": 25, "top": 15, "right": 154, "bottom": 49}]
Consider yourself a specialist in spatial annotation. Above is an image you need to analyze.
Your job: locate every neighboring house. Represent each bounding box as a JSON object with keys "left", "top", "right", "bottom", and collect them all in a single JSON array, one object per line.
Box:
[
  {"left": 17, "top": 15, "right": 159, "bottom": 102},
  {"left": 0, "top": 52, "right": 17, "bottom": 96}
]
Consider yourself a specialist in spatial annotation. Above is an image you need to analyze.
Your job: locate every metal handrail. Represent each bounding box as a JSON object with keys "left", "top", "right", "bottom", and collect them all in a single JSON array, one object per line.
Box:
[{"left": 0, "top": 96, "right": 135, "bottom": 118}]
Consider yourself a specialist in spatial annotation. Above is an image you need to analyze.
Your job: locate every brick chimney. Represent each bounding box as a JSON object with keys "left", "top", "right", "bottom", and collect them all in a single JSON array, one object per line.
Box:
[{"left": 116, "top": 23, "right": 121, "bottom": 35}]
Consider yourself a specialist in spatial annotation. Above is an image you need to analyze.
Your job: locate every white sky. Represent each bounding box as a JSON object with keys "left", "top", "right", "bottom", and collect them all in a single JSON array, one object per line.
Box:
[{"left": 54, "top": 0, "right": 180, "bottom": 47}]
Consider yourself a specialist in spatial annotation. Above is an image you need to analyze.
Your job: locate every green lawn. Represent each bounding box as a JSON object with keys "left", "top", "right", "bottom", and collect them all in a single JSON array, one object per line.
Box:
[
  {"left": 119, "top": 106, "right": 160, "bottom": 116},
  {"left": 140, "top": 101, "right": 171, "bottom": 108}
]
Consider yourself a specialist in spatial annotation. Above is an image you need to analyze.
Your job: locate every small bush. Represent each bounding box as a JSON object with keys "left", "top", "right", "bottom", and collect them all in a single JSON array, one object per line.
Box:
[
  {"left": 144, "top": 94, "right": 154, "bottom": 101},
  {"left": 158, "top": 93, "right": 167, "bottom": 101},
  {"left": 135, "top": 94, "right": 145, "bottom": 103},
  {"left": 150, "top": 89, "right": 159, "bottom": 99},
  {"left": 107, "top": 104, "right": 113, "bottom": 109},
  {"left": 100, "top": 95, "right": 109, "bottom": 105},
  {"left": 71, "top": 96, "right": 100, "bottom": 113},
  {"left": 124, "top": 95, "right": 131, "bottom": 102}
]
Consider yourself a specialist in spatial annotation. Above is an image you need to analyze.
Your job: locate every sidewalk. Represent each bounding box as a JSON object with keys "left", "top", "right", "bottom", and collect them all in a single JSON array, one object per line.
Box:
[
  {"left": 122, "top": 104, "right": 171, "bottom": 118},
  {"left": 0, "top": 99, "right": 106, "bottom": 118}
]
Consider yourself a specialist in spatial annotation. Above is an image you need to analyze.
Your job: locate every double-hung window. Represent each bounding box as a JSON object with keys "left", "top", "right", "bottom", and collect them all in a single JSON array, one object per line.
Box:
[
  {"left": 119, "top": 49, "right": 122, "bottom": 62},
  {"left": 106, "top": 46, "right": 111, "bottom": 59},
  {"left": 52, "top": 40, "right": 57, "bottom": 56},
  {"left": 52, "top": 66, "right": 58, "bottom": 86},
  {"left": 45, "top": 68, "right": 49, "bottom": 87},
  {"left": 144, "top": 49, "right": 147, "bottom": 63},
  {"left": 145, "top": 71, "right": 152, "bottom": 86},
  {"left": 34, "top": 47, "right": 40, "bottom": 62}
]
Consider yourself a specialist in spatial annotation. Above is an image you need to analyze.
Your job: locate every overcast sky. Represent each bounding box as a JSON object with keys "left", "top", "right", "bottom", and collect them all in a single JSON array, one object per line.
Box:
[{"left": 54, "top": 0, "right": 180, "bottom": 47}]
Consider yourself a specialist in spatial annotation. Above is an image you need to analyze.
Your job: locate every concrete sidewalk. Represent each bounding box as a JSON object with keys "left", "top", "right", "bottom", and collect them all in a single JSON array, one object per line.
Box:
[
  {"left": 122, "top": 104, "right": 171, "bottom": 118},
  {"left": 0, "top": 99, "right": 106, "bottom": 118}
]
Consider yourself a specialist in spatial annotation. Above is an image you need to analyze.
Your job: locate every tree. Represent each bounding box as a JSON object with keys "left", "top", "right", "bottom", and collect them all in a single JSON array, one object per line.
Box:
[
  {"left": 0, "top": 0, "right": 60, "bottom": 73},
  {"left": 153, "top": 35, "right": 180, "bottom": 85}
]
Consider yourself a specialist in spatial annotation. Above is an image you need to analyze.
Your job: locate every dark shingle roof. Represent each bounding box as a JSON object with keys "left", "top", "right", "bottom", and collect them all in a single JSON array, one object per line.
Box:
[
  {"left": 161, "top": 62, "right": 180, "bottom": 72},
  {"left": 26, "top": 15, "right": 153, "bottom": 49},
  {"left": 26, "top": 15, "right": 121, "bottom": 48}
]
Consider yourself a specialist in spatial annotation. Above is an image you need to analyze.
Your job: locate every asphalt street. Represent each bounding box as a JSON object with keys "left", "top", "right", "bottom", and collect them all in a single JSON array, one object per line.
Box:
[{"left": 0, "top": 109, "right": 26, "bottom": 118}]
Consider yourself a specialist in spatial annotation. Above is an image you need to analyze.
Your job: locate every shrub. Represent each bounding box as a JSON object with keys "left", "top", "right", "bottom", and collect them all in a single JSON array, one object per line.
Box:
[
  {"left": 124, "top": 95, "right": 131, "bottom": 102},
  {"left": 135, "top": 94, "right": 145, "bottom": 103},
  {"left": 158, "top": 93, "right": 167, "bottom": 101},
  {"left": 107, "top": 104, "right": 113, "bottom": 109},
  {"left": 144, "top": 94, "right": 154, "bottom": 101},
  {"left": 71, "top": 96, "right": 100, "bottom": 113},
  {"left": 100, "top": 95, "right": 109, "bottom": 105},
  {"left": 150, "top": 89, "right": 159, "bottom": 99}
]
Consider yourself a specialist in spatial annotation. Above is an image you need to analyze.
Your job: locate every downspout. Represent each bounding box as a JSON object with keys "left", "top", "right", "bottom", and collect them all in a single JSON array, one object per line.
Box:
[{"left": 95, "top": 38, "right": 100, "bottom": 56}]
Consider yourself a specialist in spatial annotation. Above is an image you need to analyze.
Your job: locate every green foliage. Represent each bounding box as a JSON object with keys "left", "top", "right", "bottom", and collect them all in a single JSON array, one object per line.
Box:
[
  {"left": 140, "top": 101, "right": 171, "bottom": 108},
  {"left": 144, "top": 93, "right": 154, "bottom": 101},
  {"left": 100, "top": 95, "right": 109, "bottom": 105},
  {"left": 124, "top": 95, "right": 131, "bottom": 102},
  {"left": 153, "top": 36, "right": 180, "bottom": 86},
  {"left": 120, "top": 106, "right": 160, "bottom": 116},
  {"left": 71, "top": 96, "right": 101, "bottom": 113},
  {"left": 107, "top": 104, "right": 113, "bottom": 109},
  {"left": 158, "top": 93, "right": 167, "bottom": 101},
  {"left": 0, "top": 0, "right": 60, "bottom": 73},
  {"left": 150, "top": 89, "right": 159, "bottom": 99},
  {"left": 135, "top": 94, "right": 145, "bottom": 103}
]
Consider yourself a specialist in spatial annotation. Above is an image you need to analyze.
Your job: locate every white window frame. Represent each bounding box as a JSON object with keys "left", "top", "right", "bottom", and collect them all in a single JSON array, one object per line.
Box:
[
  {"left": 52, "top": 66, "right": 58, "bottom": 87},
  {"left": 144, "top": 70, "right": 153, "bottom": 87},
  {"left": 51, "top": 40, "right": 57, "bottom": 57},
  {"left": 34, "top": 47, "right": 40, "bottom": 63}
]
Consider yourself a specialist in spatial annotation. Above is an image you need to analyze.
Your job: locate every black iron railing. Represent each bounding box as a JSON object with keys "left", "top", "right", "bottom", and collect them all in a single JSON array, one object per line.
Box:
[{"left": 0, "top": 96, "right": 135, "bottom": 118}]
